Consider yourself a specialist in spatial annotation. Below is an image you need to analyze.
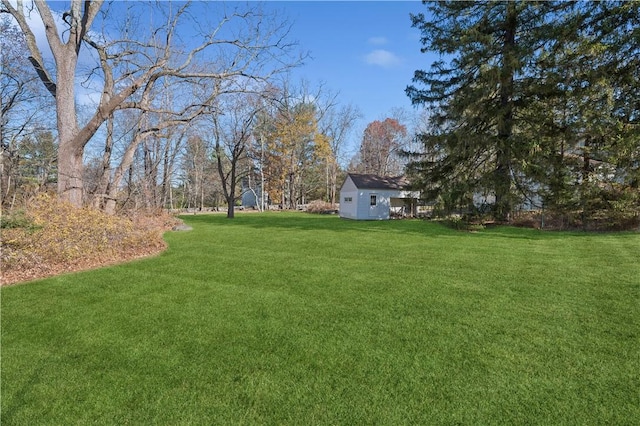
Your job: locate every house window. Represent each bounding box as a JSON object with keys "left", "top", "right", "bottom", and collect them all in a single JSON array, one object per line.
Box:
[
  {"left": 344, "top": 196, "right": 353, "bottom": 203},
  {"left": 370, "top": 195, "right": 377, "bottom": 206}
]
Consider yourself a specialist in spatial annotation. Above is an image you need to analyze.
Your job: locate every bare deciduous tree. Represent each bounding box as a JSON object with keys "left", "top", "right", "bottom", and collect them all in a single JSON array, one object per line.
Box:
[
  {"left": 352, "top": 118, "right": 408, "bottom": 176},
  {"left": 210, "top": 92, "right": 264, "bottom": 218},
  {"left": 0, "top": 15, "right": 54, "bottom": 208},
  {"left": 1, "top": 0, "right": 299, "bottom": 208},
  {"left": 317, "top": 102, "right": 361, "bottom": 203}
]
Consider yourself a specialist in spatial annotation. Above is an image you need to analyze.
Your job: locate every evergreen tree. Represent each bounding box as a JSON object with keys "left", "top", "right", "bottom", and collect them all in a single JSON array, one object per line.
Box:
[
  {"left": 407, "top": 1, "right": 639, "bottom": 227},
  {"left": 406, "top": 1, "right": 561, "bottom": 219},
  {"left": 521, "top": 1, "right": 640, "bottom": 226}
]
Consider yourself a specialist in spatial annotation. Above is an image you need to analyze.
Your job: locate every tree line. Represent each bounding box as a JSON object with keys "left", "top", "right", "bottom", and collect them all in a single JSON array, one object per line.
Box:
[
  {"left": 8, "top": 1, "right": 630, "bottom": 229},
  {"left": 406, "top": 1, "right": 639, "bottom": 228},
  {"left": 1, "top": 1, "right": 420, "bottom": 219}
]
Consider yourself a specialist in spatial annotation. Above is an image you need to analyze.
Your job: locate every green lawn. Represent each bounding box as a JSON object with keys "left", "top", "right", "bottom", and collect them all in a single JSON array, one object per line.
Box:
[{"left": 2, "top": 213, "right": 639, "bottom": 424}]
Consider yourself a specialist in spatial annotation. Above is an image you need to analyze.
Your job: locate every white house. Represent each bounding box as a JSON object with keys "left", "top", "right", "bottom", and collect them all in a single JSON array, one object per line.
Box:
[{"left": 339, "top": 173, "right": 420, "bottom": 220}]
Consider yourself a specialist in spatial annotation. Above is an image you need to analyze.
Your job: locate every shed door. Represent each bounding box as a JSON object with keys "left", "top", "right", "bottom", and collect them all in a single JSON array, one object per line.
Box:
[{"left": 368, "top": 193, "right": 379, "bottom": 217}]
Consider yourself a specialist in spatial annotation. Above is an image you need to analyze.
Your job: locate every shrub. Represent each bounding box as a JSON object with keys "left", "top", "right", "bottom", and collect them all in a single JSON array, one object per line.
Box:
[
  {"left": 0, "top": 209, "right": 38, "bottom": 230},
  {"left": 440, "top": 215, "right": 486, "bottom": 232},
  {"left": 306, "top": 200, "right": 338, "bottom": 214},
  {"left": 1, "top": 194, "right": 176, "bottom": 285}
]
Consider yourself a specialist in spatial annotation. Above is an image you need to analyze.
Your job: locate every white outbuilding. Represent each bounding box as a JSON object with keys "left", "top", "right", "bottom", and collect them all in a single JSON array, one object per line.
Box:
[{"left": 339, "top": 173, "right": 419, "bottom": 220}]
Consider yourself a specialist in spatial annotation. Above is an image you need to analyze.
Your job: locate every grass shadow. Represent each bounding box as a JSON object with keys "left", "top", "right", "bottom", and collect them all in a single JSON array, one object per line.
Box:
[
  {"left": 178, "top": 211, "right": 636, "bottom": 242},
  {"left": 180, "top": 212, "right": 455, "bottom": 238}
]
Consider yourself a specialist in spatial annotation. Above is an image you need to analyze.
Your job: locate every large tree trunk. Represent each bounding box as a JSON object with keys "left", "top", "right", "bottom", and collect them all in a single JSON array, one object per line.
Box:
[
  {"left": 53, "top": 31, "right": 83, "bottom": 204},
  {"left": 56, "top": 75, "right": 83, "bottom": 205},
  {"left": 57, "top": 144, "right": 84, "bottom": 207},
  {"left": 226, "top": 159, "right": 238, "bottom": 219},
  {"left": 494, "top": 2, "right": 517, "bottom": 222},
  {"left": 226, "top": 185, "right": 236, "bottom": 219}
]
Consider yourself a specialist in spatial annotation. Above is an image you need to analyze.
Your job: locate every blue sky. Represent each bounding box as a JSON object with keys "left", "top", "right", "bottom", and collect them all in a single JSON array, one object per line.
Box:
[
  {"left": 266, "top": 1, "right": 430, "bottom": 129},
  {"left": 20, "top": 1, "right": 433, "bottom": 157}
]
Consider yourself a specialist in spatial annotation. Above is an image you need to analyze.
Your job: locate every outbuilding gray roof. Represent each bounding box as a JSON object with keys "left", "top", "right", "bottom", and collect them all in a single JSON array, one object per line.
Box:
[{"left": 347, "top": 173, "right": 408, "bottom": 190}]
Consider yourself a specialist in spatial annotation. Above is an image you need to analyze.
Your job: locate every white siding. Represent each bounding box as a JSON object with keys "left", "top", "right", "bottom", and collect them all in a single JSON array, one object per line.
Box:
[
  {"left": 358, "top": 189, "right": 374, "bottom": 219},
  {"left": 364, "top": 190, "right": 388, "bottom": 220},
  {"left": 339, "top": 176, "right": 359, "bottom": 219},
  {"left": 352, "top": 189, "right": 395, "bottom": 220}
]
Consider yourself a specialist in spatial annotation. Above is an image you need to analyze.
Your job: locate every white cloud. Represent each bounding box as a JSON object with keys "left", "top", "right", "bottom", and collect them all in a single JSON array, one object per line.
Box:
[
  {"left": 368, "top": 36, "right": 388, "bottom": 46},
  {"left": 363, "top": 49, "right": 402, "bottom": 68}
]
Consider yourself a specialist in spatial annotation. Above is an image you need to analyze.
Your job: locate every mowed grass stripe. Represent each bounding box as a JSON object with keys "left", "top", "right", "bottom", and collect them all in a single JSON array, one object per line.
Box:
[{"left": 2, "top": 212, "right": 638, "bottom": 424}]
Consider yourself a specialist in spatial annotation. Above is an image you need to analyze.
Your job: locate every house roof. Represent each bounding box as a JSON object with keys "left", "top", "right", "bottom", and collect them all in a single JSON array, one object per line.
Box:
[{"left": 346, "top": 173, "right": 409, "bottom": 190}]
